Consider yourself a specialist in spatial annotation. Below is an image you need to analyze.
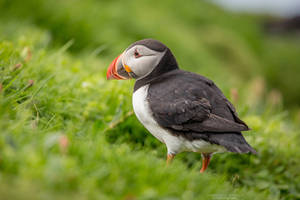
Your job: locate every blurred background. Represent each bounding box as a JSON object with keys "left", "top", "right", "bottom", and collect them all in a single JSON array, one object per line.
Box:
[
  {"left": 213, "top": 0, "right": 300, "bottom": 17},
  {"left": 0, "top": 0, "right": 299, "bottom": 199}
]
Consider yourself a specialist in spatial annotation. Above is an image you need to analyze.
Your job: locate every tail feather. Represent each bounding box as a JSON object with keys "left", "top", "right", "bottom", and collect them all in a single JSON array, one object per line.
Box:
[
  {"left": 185, "top": 131, "right": 257, "bottom": 154},
  {"left": 207, "top": 132, "right": 257, "bottom": 154}
]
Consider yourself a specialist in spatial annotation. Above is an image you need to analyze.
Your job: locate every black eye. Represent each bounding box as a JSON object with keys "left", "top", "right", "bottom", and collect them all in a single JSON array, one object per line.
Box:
[{"left": 134, "top": 50, "right": 141, "bottom": 58}]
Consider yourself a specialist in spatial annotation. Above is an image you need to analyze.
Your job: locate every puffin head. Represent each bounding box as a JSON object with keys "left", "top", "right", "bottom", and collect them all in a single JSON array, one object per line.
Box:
[{"left": 107, "top": 39, "right": 178, "bottom": 81}]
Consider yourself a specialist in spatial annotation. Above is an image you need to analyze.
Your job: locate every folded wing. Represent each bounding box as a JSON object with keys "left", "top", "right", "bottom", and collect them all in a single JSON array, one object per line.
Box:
[{"left": 148, "top": 70, "right": 250, "bottom": 134}]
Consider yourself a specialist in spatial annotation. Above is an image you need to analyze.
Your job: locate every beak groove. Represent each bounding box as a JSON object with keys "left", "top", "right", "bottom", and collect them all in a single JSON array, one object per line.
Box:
[
  {"left": 106, "top": 54, "right": 125, "bottom": 80},
  {"left": 107, "top": 52, "right": 136, "bottom": 80}
]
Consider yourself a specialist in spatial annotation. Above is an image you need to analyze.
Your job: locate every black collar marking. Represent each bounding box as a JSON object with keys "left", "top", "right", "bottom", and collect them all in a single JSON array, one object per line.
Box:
[{"left": 134, "top": 48, "right": 179, "bottom": 92}]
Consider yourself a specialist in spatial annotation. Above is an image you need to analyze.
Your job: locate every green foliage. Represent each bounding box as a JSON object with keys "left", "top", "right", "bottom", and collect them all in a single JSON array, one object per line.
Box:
[
  {"left": 0, "top": 33, "right": 267, "bottom": 200},
  {"left": 1, "top": 0, "right": 300, "bottom": 105},
  {"left": 0, "top": 0, "right": 300, "bottom": 199},
  {"left": 262, "top": 36, "right": 300, "bottom": 105}
]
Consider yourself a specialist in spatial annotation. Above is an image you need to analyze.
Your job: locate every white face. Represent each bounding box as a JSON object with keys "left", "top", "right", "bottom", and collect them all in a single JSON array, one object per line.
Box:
[{"left": 121, "top": 45, "right": 166, "bottom": 79}]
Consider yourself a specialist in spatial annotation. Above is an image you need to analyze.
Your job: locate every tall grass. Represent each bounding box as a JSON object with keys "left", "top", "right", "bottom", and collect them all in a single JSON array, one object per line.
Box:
[{"left": 0, "top": 1, "right": 300, "bottom": 199}]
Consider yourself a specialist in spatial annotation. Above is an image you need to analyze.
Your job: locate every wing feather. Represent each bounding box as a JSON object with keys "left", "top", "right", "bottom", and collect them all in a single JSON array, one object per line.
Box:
[{"left": 148, "top": 70, "right": 250, "bottom": 133}]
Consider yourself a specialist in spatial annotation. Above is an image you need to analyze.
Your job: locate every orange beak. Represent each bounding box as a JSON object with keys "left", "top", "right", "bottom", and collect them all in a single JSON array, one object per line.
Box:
[{"left": 106, "top": 54, "right": 125, "bottom": 80}]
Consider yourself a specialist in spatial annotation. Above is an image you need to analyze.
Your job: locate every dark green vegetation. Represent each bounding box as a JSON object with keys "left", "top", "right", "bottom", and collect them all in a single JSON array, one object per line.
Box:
[{"left": 0, "top": 0, "right": 300, "bottom": 199}]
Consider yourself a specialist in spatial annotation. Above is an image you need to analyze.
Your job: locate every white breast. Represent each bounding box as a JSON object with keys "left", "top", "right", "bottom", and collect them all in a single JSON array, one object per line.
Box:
[{"left": 132, "top": 84, "right": 225, "bottom": 155}]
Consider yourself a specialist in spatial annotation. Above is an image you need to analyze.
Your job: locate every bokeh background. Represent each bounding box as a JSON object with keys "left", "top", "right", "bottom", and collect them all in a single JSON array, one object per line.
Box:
[{"left": 0, "top": 0, "right": 299, "bottom": 199}]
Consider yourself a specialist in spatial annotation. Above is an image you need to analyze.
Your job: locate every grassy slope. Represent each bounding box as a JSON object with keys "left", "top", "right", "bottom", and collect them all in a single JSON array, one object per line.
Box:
[
  {"left": 0, "top": 0, "right": 300, "bottom": 199},
  {"left": 0, "top": 26, "right": 266, "bottom": 200},
  {"left": 2, "top": 0, "right": 300, "bottom": 105}
]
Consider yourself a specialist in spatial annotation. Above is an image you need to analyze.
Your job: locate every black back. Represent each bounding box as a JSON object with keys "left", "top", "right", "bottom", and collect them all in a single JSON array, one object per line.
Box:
[
  {"left": 144, "top": 70, "right": 256, "bottom": 153},
  {"left": 131, "top": 39, "right": 256, "bottom": 153}
]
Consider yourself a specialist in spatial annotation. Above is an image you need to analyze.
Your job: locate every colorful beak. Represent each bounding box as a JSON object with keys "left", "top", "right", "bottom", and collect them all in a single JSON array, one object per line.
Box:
[
  {"left": 107, "top": 54, "right": 123, "bottom": 80},
  {"left": 107, "top": 52, "right": 133, "bottom": 80}
]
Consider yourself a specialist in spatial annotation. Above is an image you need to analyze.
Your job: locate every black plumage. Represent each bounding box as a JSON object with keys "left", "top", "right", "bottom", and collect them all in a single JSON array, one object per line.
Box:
[
  {"left": 107, "top": 39, "right": 257, "bottom": 172},
  {"left": 133, "top": 39, "right": 256, "bottom": 154},
  {"left": 146, "top": 70, "right": 256, "bottom": 153}
]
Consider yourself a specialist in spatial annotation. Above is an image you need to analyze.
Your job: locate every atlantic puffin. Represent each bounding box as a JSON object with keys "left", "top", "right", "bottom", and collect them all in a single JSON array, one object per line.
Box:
[{"left": 107, "top": 39, "right": 256, "bottom": 173}]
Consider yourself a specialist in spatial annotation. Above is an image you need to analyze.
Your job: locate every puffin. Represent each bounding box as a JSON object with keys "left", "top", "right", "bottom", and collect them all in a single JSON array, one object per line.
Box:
[{"left": 106, "top": 39, "right": 256, "bottom": 173}]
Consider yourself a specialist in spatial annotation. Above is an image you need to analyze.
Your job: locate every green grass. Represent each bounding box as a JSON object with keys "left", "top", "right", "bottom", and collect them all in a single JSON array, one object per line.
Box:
[
  {"left": 0, "top": 31, "right": 265, "bottom": 200},
  {"left": 1, "top": 0, "right": 300, "bottom": 106},
  {"left": 0, "top": 0, "right": 300, "bottom": 199}
]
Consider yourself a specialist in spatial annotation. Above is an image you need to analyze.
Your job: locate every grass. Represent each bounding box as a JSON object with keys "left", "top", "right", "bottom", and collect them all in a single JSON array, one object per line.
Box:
[
  {"left": 0, "top": 31, "right": 266, "bottom": 200},
  {"left": 0, "top": 0, "right": 300, "bottom": 199},
  {"left": 2, "top": 0, "right": 300, "bottom": 106}
]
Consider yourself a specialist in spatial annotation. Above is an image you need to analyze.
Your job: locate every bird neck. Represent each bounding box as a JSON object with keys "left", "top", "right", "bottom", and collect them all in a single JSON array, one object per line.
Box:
[{"left": 134, "top": 49, "right": 179, "bottom": 92}]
